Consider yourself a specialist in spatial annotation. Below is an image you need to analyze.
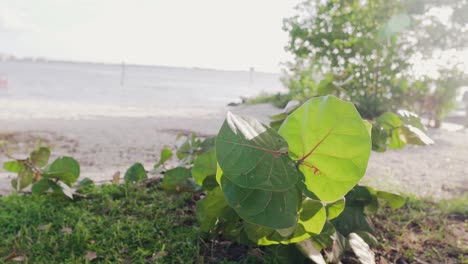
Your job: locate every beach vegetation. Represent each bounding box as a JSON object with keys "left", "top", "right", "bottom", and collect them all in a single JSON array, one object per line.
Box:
[
  {"left": 0, "top": 96, "right": 460, "bottom": 263},
  {"left": 280, "top": 0, "right": 467, "bottom": 124}
]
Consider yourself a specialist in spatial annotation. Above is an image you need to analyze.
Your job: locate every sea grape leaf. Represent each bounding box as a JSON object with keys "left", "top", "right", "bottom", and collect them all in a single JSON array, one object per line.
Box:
[
  {"left": 296, "top": 239, "right": 326, "bottom": 264},
  {"left": 30, "top": 147, "right": 51, "bottom": 168},
  {"left": 11, "top": 166, "right": 34, "bottom": 190},
  {"left": 371, "top": 126, "right": 388, "bottom": 152},
  {"left": 3, "top": 161, "right": 23, "bottom": 173},
  {"left": 154, "top": 146, "right": 173, "bottom": 168},
  {"left": 401, "top": 125, "right": 434, "bottom": 146},
  {"left": 268, "top": 244, "right": 308, "bottom": 264},
  {"left": 216, "top": 112, "right": 300, "bottom": 191},
  {"left": 310, "top": 221, "right": 336, "bottom": 250},
  {"left": 331, "top": 206, "right": 374, "bottom": 236},
  {"left": 354, "top": 231, "right": 378, "bottom": 247},
  {"left": 32, "top": 178, "right": 56, "bottom": 195},
  {"left": 192, "top": 149, "right": 217, "bottom": 186},
  {"left": 278, "top": 96, "right": 371, "bottom": 202},
  {"left": 123, "top": 162, "right": 147, "bottom": 183},
  {"left": 397, "top": 109, "right": 427, "bottom": 132},
  {"left": 388, "top": 128, "right": 406, "bottom": 149},
  {"left": 299, "top": 199, "right": 327, "bottom": 235},
  {"left": 162, "top": 167, "right": 197, "bottom": 193},
  {"left": 376, "top": 112, "right": 402, "bottom": 130},
  {"left": 326, "top": 198, "right": 346, "bottom": 220},
  {"left": 219, "top": 171, "right": 299, "bottom": 229},
  {"left": 42, "top": 157, "right": 80, "bottom": 185},
  {"left": 326, "top": 232, "right": 348, "bottom": 263},
  {"left": 376, "top": 191, "right": 406, "bottom": 209},
  {"left": 243, "top": 199, "right": 326, "bottom": 245},
  {"left": 349, "top": 233, "right": 376, "bottom": 264},
  {"left": 57, "top": 181, "right": 74, "bottom": 199},
  {"left": 196, "top": 187, "right": 232, "bottom": 233}
]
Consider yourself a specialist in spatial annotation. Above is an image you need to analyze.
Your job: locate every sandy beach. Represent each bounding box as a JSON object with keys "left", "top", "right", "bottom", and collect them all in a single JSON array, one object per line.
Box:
[{"left": 1, "top": 103, "right": 467, "bottom": 199}]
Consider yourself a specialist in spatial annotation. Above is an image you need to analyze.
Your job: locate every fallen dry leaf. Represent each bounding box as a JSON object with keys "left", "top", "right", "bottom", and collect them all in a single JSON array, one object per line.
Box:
[
  {"left": 85, "top": 251, "right": 97, "bottom": 261},
  {"left": 112, "top": 171, "right": 121, "bottom": 184},
  {"left": 37, "top": 224, "right": 50, "bottom": 231},
  {"left": 61, "top": 227, "right": 72, "bottom": 234},
  {"left": 12, "top": 256, "right": 26, "bottom": 262}
]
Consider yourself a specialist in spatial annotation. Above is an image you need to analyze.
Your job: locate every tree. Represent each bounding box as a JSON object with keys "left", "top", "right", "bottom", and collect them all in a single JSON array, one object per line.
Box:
[{"left": 283, "top": 0, "right": 467, "bottom": 121}]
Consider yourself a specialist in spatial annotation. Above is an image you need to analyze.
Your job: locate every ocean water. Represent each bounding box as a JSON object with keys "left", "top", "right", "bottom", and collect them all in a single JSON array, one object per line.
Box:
[{"left": 0, "top": 61, "right": 285, "bottom": 119}]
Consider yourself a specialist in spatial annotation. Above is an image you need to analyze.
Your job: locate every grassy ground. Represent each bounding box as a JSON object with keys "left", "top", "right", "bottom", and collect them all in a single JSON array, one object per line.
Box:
[
  {"left": 0, "top": 182, "right": 200, "bottom": 263},
  {"left": 0, "top": 182, "right": 466, "bottom": 263},
  {"left": 372, "top": 195, "right": 467, "bottom": 264}
]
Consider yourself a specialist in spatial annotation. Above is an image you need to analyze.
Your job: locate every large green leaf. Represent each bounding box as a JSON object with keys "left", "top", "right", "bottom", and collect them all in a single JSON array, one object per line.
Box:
[
  {"left": 123, "top": 163, "right": 147, "bottom": 183},
  {"left": 216, "top": 112, "right": 300, "bottom": 191},
  {"left": 30, "top": 147, "right": 51, "bottom": 168},
  {"left": 192, "top": 149, "right": 217, "bottom": 186},
  {"left": 278, "top": 96, "right": 371, "bottom": 202},
  {"left": 220, "top": 174, "right": 299, "bottom": 229},
  {"left": 42, "top": 157, "right": 80, "bottom": 185}
]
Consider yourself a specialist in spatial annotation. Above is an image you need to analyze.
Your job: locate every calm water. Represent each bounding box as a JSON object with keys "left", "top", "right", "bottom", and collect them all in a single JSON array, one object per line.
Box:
[{"left": 0, "top": 61, "right": 284, "bottom": 119}]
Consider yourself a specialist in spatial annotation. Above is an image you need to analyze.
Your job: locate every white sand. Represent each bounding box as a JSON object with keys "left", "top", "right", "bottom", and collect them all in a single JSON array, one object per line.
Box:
[{"left": 1, "top": 104, "right": 466, "bottom": 199}]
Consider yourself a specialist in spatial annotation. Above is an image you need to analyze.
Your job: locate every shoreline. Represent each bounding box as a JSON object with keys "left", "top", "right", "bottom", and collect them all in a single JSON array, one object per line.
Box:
[{"left": 1, "top": 104, "right": 467, "bottom": 199}]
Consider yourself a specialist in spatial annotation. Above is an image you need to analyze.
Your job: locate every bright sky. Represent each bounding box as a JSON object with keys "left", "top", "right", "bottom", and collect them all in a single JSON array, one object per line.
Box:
[{"left": 0, "top": 0, "right": 302, "bottom": 72}]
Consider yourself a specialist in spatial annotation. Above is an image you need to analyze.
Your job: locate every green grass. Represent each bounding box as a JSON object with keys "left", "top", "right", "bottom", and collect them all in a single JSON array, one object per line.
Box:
[
  {"left": 0, "top": 181, "right": 466, "bottom": 263},
  {"left": 371, "top": 195, "right": 468, "bottom": 263},
  {"left": 0, "top": 182, "right": 199, "bottom": 263}
]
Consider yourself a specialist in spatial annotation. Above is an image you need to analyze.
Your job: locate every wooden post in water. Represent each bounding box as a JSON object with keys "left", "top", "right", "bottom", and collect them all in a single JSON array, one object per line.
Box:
[
  {"left": 249, "top": 67, "right": 255, "bottom": 89},
  {"left": 120, "top": 61, "right": 126, "bottom": 87}
]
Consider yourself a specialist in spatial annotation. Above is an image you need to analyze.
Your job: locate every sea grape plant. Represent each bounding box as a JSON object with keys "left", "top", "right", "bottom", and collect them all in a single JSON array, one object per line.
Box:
[
  {"left": 3, "top": 146, "right": 80, "bottom": 199},
  {"left": 211, "top": 95, "right": 372, "bottom": 245}
]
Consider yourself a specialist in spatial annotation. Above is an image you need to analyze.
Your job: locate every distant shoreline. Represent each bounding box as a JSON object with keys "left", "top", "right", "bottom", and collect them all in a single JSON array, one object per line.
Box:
[{"left": 0, "top": 58, "right": 281, "bottom": 75}]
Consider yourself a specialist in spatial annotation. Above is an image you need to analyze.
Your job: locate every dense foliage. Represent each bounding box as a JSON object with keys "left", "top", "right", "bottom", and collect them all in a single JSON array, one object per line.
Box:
[{"left": 282, "top": 0, "right": 468, "bottom": 123}]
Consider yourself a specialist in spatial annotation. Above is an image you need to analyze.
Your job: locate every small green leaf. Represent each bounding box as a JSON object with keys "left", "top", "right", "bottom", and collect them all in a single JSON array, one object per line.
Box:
[
  {"left": 32, "top": 178, "right": 56, "bottom": 195},
  {"left": 30, "top": 147, "right": 51, "bottom": 168},
  {"left": 11, "top": 166, "right": 34, "bottom": 190},
  {"left": 192, "top": 149, "right": 217, "bottom": 186},
  {"left": 154, "top": 147, "right": 173, "bottom": 168},
  {"left": 326, "top": 198, "right": 345, "bottom": 220},
  {"left": 42, "top": 157, "right": 80, "bottom": 185},
  {"left": 123, "top": 163, "right": 147, "bottom": 183},
  {"left": 3, "top": 161, "right": 23, "bottom": 173},
  {"left": 57, "top": 181, "right": 74, "bottom": 199},
  {"left": 376, "top": 191, "right": 406, "bottom": 209}
]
